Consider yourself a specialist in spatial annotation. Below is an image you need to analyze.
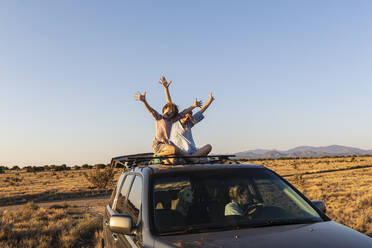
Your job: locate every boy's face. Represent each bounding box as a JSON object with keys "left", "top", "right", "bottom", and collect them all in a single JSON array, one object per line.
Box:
[{"left": 181, "top": 113, "right": 195, "bottom": 124}]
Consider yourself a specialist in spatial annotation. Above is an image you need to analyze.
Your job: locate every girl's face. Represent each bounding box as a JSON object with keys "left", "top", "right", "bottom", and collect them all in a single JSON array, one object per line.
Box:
[
  {"left": 237, "top": 189, "right": 250, "bottom": 205},
  {"left": 163, "top": 106, "right": 176, "bottom": 119}
]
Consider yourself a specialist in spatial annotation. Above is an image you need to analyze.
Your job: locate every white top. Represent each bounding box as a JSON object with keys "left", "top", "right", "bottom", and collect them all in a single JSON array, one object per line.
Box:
[{"left": 170, "top": 111, "right": 204, "bottom": 154}]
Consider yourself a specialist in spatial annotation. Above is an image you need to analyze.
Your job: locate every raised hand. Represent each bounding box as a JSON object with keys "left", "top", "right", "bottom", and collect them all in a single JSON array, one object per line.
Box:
[
  {"left": 134, "top": 91, "right": 146, "bottom": 102},
  {"left": 159, "top": 76, "right": 172, "bottom": 88},
  {"left": 209, "top": 92, "right": 215, "bottom": 102},
  {"left": 199, "top": 93, "right": 214, "bottom": 113},
  {"left": 193, "top": 98, "right": 203, "bottom": 108}
]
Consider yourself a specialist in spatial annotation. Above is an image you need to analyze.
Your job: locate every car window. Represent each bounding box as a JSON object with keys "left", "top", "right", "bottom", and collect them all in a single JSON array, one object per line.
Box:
[
  {"left": 110, "top": 173, "right": 125, "bottom": 208},
  {"left": 109, "top": 187, "right": 117, "bottom": 208},
  {"left": 255, "top": 178, "right": 319, "bottom": 217},
  {"left": 116, "top": 174, "right": 134, "bottom": 213},
  {"left": 151, "top": 168, "right": 322, "bottom": 234},
  {"left": 125, "top": 176, "right": 143, "bottom": 224},
  {"left": 254, "top": 178, "right": 313, "bottom": 217}
]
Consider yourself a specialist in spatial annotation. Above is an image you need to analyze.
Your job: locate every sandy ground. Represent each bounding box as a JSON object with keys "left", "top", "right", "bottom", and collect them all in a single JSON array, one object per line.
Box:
[{"left": 0, "top": 195, "right": 110, "bottom": 215}]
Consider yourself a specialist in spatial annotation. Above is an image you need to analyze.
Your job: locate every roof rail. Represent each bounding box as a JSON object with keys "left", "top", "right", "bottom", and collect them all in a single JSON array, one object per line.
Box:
[{"left": 111, "top": 153, "right": 236, "bottom": 169}]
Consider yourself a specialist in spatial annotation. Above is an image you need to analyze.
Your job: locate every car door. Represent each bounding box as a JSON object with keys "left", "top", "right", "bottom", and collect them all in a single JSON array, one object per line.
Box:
[
  {"left": 105, "top": 174, "right": 135, "bottom": 248},
  {"left": 104, "top": 173, "right": 125, "bottom": 248},
  {"left": 114, "top": 175, "right": 144, "bottom": 248}
]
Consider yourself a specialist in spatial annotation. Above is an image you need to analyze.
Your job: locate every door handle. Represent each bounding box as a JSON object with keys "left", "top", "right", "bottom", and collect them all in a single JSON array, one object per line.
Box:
[
  {"left": 112, "top": 233, "right": 118, "bottom": 241},
  {"left": 105, "top": 220, "right": 109, "bottom": 226}
]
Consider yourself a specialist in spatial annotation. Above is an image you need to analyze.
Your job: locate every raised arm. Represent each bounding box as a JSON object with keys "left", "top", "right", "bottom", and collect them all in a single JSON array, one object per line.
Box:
[
  {"left": 199, "top": 92, "right": 215, "bottom": 114},
  {"left": 181, "top": 98, "right": 203, "bottom": 115},
  {"left": 159, "top": 76, "right": 173, "bottom": 104},
  {"left": 134, "top": 91, "right": 160, "bottom": 119}
]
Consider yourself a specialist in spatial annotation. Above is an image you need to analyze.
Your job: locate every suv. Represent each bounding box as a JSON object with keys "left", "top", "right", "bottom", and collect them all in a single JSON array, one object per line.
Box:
[{"left": 102, "top": 154, "right": 372, "bottom": 248}]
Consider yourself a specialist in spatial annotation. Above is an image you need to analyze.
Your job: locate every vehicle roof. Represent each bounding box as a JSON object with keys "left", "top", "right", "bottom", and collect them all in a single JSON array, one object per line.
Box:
[
  {"left": 111, "top": 153, "right": 269, "bottom": 176},
  {"left": 146, "top": 163, "right": 265, "bottom": 174}
]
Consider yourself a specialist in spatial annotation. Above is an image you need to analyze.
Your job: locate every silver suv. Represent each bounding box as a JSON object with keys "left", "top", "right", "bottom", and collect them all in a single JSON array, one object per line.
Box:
[{"left": 102, "top": 154, "right": 372, "bottom": 248}]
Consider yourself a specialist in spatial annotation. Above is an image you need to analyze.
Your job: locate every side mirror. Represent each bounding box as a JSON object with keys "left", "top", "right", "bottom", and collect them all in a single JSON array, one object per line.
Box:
[
  {"left": 109, "top": 214, "right": 134, "bottom": 235},
  {"left": 312, "top": 201, "right": 326, "bottom": 214}
]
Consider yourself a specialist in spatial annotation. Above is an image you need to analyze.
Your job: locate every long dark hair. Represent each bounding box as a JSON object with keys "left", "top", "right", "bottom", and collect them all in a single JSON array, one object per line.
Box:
[
  {"left": 162, "top": 103, "right": 179, "bottom": 117},
  {"left": 229, "top": 184, "right": 249, "bottom": 201}
]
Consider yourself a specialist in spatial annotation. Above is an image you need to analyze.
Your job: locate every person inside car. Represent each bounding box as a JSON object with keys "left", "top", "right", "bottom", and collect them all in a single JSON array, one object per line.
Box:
[
  {"left": 135, "top": 76, "right": 201, "bottom": 163},
  {"left": 169, "top": 92, "right": 215, "bottom": 157},
  {"left": 174, "top": 187, "right": 194, "bottom": 217},
  {"left": 225, "top": 184, "right": 252, "bottom": 216}
]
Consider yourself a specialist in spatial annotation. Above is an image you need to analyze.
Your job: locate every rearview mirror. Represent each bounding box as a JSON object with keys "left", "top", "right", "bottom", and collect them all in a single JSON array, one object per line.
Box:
[
  {"left": 109, "top": 214, "right": 134, "bottom": 235},
  {"left": 312, "top": 201, "right": 326, "bottom": 214}
]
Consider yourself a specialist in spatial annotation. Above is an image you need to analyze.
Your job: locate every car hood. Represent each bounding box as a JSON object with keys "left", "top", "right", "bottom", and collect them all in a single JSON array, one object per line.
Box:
[{"left": 155, "top": 221, "right": 372, "bottom": 248}]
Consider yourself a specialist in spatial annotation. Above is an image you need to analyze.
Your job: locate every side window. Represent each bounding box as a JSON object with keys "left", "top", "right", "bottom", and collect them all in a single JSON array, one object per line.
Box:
[
  {"left": 109, "top": 174, "right": 125, "bottom": 208},
  {"left": 125, "top": 176, "right": 143, "bottom": 224},
  {"left": 116, "top": 174, "right": 134, "bottom": 213},
  {"left": 109, "top": 187, "right": 117, "bottom": 208}
]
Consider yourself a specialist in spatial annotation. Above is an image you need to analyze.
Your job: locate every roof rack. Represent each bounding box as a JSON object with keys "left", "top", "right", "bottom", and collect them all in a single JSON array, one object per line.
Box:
[{"left": 111, "top": 153, "right": 237, "bottom": 169}]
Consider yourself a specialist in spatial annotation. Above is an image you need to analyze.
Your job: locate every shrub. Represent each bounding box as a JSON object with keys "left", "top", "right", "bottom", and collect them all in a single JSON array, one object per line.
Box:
[
  {"left": 84, "top": 166, "right": 115, "bottom": 189},
  {"left": 22, "top": 201, "right": 40, "bottom": 211},
  {"left": 94, "top": 164, "right": 106, "bottom": 169},
  {"left": 11, "top": 176, "right": 22, "bottom": 182},
  {"left": 26, "top": 166, "right": 44, "bottom": 173},
  {"left": 54, "top": 164, "right": 69, "bottom": 171},
  {"left": 49, "top": 203, "right": 69, "bottom": 209},
  {"left": 82, "top": 164, "right": 93, "bottom": 169},
  {"left": 11, "top": 165, "right": 20, "bottom": 170}
]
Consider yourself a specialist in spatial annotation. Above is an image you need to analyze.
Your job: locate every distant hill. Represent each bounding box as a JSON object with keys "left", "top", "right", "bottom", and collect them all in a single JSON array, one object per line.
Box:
[{"left": 235, "top": 145, "right": 372, "bottom": 159}]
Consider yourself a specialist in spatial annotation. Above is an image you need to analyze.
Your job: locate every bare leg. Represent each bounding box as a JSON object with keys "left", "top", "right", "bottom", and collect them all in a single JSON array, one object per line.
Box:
[
  {"left": 157, "top": 144, "right": 197, "bottom": 164},
  {"left": 174, "top": 146, "right": 198, "bottom": 163},
  {"left": 156, "top": 144, "right": 177, "bottom": 164},
  {"left": 191, "top": 144, "right": 212, "bottom": 157},
  {"left": 156, "top": 144, "right": 176, "bottom": 156}
]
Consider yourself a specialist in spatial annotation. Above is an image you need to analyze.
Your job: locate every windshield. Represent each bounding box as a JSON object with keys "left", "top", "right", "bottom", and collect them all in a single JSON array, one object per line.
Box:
[{"left": 151, "top": 168, "right": 322, "bottom": 234}]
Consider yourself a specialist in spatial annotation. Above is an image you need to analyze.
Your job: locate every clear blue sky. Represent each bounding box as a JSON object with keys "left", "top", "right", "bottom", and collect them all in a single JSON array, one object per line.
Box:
[{"left": 1, "top": 1, "right": 372, "bottom": 166}]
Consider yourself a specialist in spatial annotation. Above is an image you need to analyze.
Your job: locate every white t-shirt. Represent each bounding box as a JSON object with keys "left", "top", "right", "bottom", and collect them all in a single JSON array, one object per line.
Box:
[{"left": 170, "top": 111, "right": 204, "bottom": 154}]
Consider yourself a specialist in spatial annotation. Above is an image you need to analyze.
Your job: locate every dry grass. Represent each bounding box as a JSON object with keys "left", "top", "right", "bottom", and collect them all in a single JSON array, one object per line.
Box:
[
  {"left": 247, "top": 156, "right": 372, "bottom": 176},
  {"left": 244, "top": 156, "right": 372, "bottom": 237},
  {"left": 0, "top": 202, "right": 102, "bottom": 248},
  {"left": 1, "top": 156, "right": 371, "bottom": 243},
  {"left": 0, "top": 169, "right": 121, "bottom": 199}
]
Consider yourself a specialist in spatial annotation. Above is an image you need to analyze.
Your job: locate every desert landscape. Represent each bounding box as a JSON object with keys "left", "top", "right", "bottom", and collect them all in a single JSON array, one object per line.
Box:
[
  {"left": 243, "top": 155, "right": 372, "bottom": 237},
  {"left": 1, "top": 156, "right": 372, "bottom": 247},
  {"left": 2, "top": 1, "right": 371, "bottom": 247}
]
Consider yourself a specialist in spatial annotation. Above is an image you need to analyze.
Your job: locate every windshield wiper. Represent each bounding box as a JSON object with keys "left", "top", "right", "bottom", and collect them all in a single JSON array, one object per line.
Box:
[
  {"left": 159, "top": 219, "right": 320, "bottom": 235},
  {"left": 160, "top": 224, "right": 237, "bottom": 236},
  {"left": 247, "top": 219, "right": 319, "bottom": 228}
]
